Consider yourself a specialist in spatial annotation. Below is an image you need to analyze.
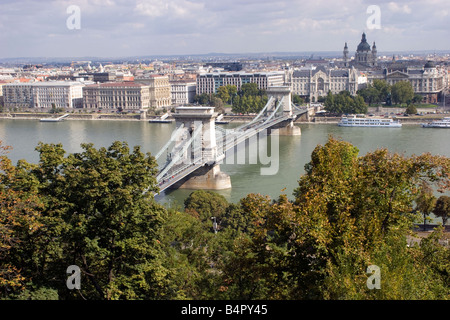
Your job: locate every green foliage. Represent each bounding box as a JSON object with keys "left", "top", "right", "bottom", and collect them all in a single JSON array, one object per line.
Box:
[
  {"left": 158, "top": 209, "right": 217, "bottom": 299},
  {"left": 391, "top": 81, "right": 414, "bottom": 105},
  {"left": 210, "top": 96, "right": 224, "bottom": 114},
  {"left": 416, "top": 181, "right": 437, "bottom": 226},
  {"left": 1, "top": 137, "right": 449, "bottom": 301},
  {"left": 1, "top": 141, "right": 172, "bottom": 300},
  {"left": 231, "top": 83, "right": 268, "bottom": 114},
  {"left": 217, "top": 86, "right": 230, "bottom": 105},
  {"left": 434, "top": 195, "right": 450, "bottom": 226},
  {"left": 194, "top": 93, "right": 211, "bottom": 105},
  {"left": 184, "top": 190, "right": 229, "bottom": 227},
  {"left": 405, "top": 104, "right": 418, "bottom": 115},
  {"left": 358, "top": 80, "right": 392, "bottom": 106},
  {"left": 291, "top": 136, "right": 450, "bottom": 299},
  {"left": 292, "top": 94, "right": 304, "bottom": 105},
  {"left": 0, "top": 141, "right": 43, "bottom": 295},
  {"left": 412, "top": 94, "right": 424, "bottom": 104},
  {"left": 324, "top": 90, "right": 368, "bottom": 115}
]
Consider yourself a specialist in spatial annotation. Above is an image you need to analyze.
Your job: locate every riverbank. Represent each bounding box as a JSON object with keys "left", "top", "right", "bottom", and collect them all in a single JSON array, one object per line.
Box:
[
  {"left": 0, "top": 112, "right": 143, "bottom": 121},
  {"left": 311, "top": 115, "right": 447, "bottom": 125},
  {"left": 0, "top": 112, "right": 447, "bottom": 125}
]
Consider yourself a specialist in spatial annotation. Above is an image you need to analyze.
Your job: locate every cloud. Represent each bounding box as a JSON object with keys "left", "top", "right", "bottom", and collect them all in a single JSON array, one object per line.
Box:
[
  {"left": 135, "top": 0, "right": 204, "bottom": 18},
  {"left": 387, "top": 2, "right": 412, "bottom": 14},
  {"left": 0, "top": 0, "right": 449, "bottom": 58}
]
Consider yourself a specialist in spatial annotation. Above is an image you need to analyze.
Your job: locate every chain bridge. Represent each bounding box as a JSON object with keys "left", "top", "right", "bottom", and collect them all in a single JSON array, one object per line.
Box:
[{"left": 152, "top": 86, "right": 316, "bottom": 193}]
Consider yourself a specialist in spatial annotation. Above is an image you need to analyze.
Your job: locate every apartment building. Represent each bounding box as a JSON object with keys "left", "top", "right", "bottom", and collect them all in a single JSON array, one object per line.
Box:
[
  {"left": 135, "top": 74, "right": 171, "bottom": 109},
  {"left": 196, "top": 71, "right": 285, "bottom": 95},
  {"left": 170, "top": 80, "right": 196, "bottom": 105},
  {"left": 32, "top": 82, "right": 84, "bottom": 109},
  {"left": 82, "top": 82, "right": 150, "bottom": 111},
  {"left": 2, "top": 81, "right": 85, "bottom": 110}
]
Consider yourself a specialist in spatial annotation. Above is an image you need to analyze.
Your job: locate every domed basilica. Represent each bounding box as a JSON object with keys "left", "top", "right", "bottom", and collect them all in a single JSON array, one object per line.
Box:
[{"left": 343, "top": 32, "right": 377, "bottom": 68}]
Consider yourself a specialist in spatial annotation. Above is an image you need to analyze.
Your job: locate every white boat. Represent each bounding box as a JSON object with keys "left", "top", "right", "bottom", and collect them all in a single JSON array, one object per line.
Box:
[
  {"left": 149, "top": 112, "right": 173, "bottom": 123},
  {"left": 215, "top": 113, "right": 229, "bottom": 124},
  {"left": 421, "top": 117, "right": 450, "bottom": 128},
  {"left": 338, "top": 115, "right": 402, "bottom": 127},
  {"left": 40, "top": 113, "right": 70, "bottom": 122}
]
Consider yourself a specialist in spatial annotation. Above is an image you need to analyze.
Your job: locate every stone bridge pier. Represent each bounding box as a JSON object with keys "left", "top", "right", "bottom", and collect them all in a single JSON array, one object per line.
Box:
[
  {"left": 170, "top": 106, "right": 231, "bottom": 190},
  {"left": 266, "top": 86, "right": 301, "bottom": 135}
]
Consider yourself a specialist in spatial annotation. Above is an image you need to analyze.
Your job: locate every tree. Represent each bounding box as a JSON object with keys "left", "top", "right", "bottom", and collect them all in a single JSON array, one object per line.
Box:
[
  {"left": 324, "top": 91, "right": 367, "bottom": 115},
  {"left": 391, "top": 81, "right": 414, "bottom": 105},
  {"left": 184, "top": 190, "right": 229, "bottom": 228},
  {"left": 0, "top": 141, "right": 43, "bottom": 297},
  {"left": 357, "top": 85, "right": 379, "bottom": 105},
  {"left": 225, "top": 85, "right": 237, "bottom": 106},
  {"left": 231, "top": 83, "right": 268, "bottom": 114},
  {"left": 158, "top": 208, "right": 217, "bottom": 299},
  {"left": 412, "top": 94, "right": 424, "bottom": 104},
  {"left": 210, "top": 96, "right": 224, "bottom": 114},
  {"left": 292, "top": 94, "right": 304, "bottom": 105},
  {"left": 416, "top": 181, "right": 437, "bottom": 230},
  {"left": 290, "top": 136, "right": 450, "bottom": 299},
  {"left": 372, "top": 79, "right": 391, "bottom": 104},
  {"left": 240, "top": 83, "right": 260, "bottom": 96},
  {"left": 5, "top": 141, "right": 171, "bottom": 300},
  {"left": 433, "top": 195, "right": 450, "bottom": 226},
  {"left": 217, "top": 86, "right": 230, "bottom": 105},
  {"left": 406, "top": 103, "right": 417, "bottom": 115},
  {"left": 194, "top": 93, "right": 210, "bottom": 105},
  {"left": 358, "top": 80, "right": 392, "bottom": 106}
]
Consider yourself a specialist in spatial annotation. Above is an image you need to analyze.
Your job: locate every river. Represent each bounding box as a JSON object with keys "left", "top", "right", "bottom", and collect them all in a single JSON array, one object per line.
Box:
[{"left": 1, "top": 119, "right": 449, "bottom": 222}]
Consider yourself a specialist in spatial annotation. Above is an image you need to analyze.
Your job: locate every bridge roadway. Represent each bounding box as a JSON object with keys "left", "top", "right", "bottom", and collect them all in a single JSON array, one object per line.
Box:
[{"left": 156, "top": 106, "right": 310, "bottom": 193}]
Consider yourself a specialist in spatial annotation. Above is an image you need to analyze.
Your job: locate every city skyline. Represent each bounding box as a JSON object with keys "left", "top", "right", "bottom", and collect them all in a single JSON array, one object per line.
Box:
[{"left": 1, "top": 0, "right": 449, "bottom": 60}]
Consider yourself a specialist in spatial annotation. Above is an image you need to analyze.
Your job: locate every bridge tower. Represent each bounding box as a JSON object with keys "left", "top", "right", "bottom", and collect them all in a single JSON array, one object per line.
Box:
[
  {"left": 170, "top": 106, "right": 231, "bottom": 190},
  {"left": 266, "top": 86, "right": 301, "bottom": 135}
]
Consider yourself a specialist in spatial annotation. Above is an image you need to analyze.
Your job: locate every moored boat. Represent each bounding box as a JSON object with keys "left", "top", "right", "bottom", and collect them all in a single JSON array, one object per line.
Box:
[
  {"left": 338, "top": 115, "right": 402, "bottom": 127},
  {"left": 421, "top": 117, "right": 450, "bottom": 128}
]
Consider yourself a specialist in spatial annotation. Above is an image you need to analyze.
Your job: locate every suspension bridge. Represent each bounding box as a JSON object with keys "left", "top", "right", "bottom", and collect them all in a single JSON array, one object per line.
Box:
[{"left": 152, "top": 86, "right": 317, "bottom": 193}]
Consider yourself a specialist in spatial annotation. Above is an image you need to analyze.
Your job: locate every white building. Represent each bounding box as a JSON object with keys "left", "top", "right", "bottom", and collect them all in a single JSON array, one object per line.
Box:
[
  {"left": 382, "top": 60, "right": 446, "bottom": 104},
  {"left": 83, "top": 82, "right": 151, "bottom": 112},
  {"left": 287, "top": 66, "right": 362, "bottom": 102},
  {"left": 3, "top": 81, "right": 85, "bottom": 110},
  {"left": 170, "top": 80, "right": 196, "bottom": 105},
  {"left": 32, "top": 82, "right": 84, "bottom": 109}
]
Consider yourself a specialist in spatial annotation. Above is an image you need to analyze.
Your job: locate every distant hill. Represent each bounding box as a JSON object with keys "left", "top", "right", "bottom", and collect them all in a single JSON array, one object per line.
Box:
[{"left": 1, "top": 50, "right": 449, "bottom": 65}]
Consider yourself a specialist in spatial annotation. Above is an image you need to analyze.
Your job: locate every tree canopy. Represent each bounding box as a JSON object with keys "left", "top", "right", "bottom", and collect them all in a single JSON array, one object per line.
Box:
[
  {"left": 391, "top": 81, "right": 415, "bottom": 105},
  {"left": 324, "top": 90, "right": 368, "bottom": 115},
  {"left": 1, "top": 137, "right": 449, "bottom": 300}
]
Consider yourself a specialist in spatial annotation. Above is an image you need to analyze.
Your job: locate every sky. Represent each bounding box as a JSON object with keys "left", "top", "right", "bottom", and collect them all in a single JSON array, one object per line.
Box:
[{"left": 0, "top": 0, "right": 449, "bottom": 58}]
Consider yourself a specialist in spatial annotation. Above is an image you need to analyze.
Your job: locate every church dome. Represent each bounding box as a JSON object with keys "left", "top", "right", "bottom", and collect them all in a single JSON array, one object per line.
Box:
[
  {"left": 424, "top": 60, "right": 436, "bottom": 69},
  {"left": 357, "top": 33, "right": 371, "bottom": 52}
]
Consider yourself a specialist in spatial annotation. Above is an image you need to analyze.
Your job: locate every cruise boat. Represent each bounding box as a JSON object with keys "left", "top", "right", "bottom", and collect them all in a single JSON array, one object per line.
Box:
[
  {"left": 338, "top": 115, "right": 402, "bottom": 127},
  {"left": 421, "top": 117, "right": 450, "bottom": 128}
]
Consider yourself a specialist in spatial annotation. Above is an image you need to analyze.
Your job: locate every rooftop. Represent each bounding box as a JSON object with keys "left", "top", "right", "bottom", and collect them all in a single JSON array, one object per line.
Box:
[{"left": 85, "top": 81, "right": 146, "bottom": 88}]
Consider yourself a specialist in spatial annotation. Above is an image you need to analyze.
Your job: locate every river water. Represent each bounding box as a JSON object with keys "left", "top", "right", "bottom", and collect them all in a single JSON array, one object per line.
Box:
[{"left": 1, "top": 119, "right": 449, "bottom": 222}]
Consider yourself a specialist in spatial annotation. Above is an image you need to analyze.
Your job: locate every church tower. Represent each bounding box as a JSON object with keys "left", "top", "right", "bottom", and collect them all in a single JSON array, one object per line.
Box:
[
  {"left": 371, "top": 42, "right": 377, "bottom": 66},
  {"left": 343, "top": 42, "right": 349, "bottom": 67}
]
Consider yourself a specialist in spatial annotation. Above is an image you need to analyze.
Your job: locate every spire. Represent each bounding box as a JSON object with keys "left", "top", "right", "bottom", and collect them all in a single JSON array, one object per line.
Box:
[{"left": 344, "top": 42, "right": 348, "bottom": 49}]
